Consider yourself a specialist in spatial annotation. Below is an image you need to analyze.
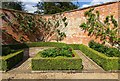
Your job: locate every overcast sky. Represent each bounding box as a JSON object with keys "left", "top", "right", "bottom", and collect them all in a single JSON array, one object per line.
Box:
[{"left": 17, "top": 0, "right": 118, "bottom": 13}]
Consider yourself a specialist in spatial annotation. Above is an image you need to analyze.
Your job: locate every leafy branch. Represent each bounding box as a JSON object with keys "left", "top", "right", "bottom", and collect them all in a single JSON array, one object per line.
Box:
[{"left": 80, "top": 8, "right": 119, "bottom": 47}]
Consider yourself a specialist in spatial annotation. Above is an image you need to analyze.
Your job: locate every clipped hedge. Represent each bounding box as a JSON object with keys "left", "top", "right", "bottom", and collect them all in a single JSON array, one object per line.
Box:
[
  {"left": 2, "top": 42, "right": 67, "bottom": 50},
  {"left": 0, "top": 50, "right": 24, "bottom": 71},
  {"left": 89, "top": 40, "right": 120, "bottom": 57},
  {"left": 2, "top": 47, "right": 18, "bottom": 56},
  {"left": 68, "top": 44, "right": 80, "bottom": 50},
  {"left": 2, "top": 42, "right": 81, "bottom": 50},
  {"left": 32, "top": 50, "right": 82, "bottom": 71},
  {"left": 79, "top": 44, "right": 120, "bottom": 71},
  {"left": 27, "top": 42, "right": 67, "bottom": 48}
]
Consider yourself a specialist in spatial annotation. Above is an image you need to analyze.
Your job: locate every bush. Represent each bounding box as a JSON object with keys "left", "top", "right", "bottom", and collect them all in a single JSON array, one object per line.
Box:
[
  {"left": 2, "top": 42, "right": 67, "bottom": 50},
  {"left": 32, "top": 50, "right": 83, "bottom": 71},
  {"left": 2, "top": 43, "right": 29, "bottom": 50},
  {"left": 2, "top": 42, "right": 80, "bottom": 51},
  {"left": 79, "top": 44, "right": 120, "bottom": 71},
  {"left": 27, "top": 42, "right": 67, "bottom": 48},
  {"left": 2, "top": 47, "right": 17, "bottom": 56},
  {"left": 89, "top": 40, "right": 120, "bottom": 57},
  {"left": 0, "top": 50, "right": 24, "bottom": 71},
  {"left": 40, "top": 46, "right": 73, "bottom": 58},
  {"left": 68, "top": 44, "right": 80, "bottom": 50},
  {"left": 2, "top": 47, "right": 11, "bottom": 56}
]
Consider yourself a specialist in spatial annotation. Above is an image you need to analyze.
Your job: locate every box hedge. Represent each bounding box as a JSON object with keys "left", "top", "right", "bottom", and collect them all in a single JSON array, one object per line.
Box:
[
  {"left": 68, "top": 44, "right": 80, "bottom": 50},
  {"left": 2, "top": 42, "right": 80, "bottom": 50},
  {"left": 2, "top": 42, "right": 67, "bottom": 50},
  {"left": 32, "top": 50, "right": 83, "bottom": 71},
  {"left": 79, "top": 44, "right": 120, "bottom": 71},
  {"left": 0, "top": 50, "right": 24, "bottom": 71},
  {"left": 89, "top": 40, "right": 120, "bottom": 57}
]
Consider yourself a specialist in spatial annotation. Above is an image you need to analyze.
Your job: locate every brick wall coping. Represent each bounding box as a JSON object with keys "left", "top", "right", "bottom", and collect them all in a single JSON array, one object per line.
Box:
[{"left": 0, "top": 1, "right": 119, "bottom": 16}]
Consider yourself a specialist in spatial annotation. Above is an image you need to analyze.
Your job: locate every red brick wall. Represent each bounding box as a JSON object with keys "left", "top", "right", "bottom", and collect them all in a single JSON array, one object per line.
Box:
[
  {"left": 49, "top": 2, "right": 119, "bottom": 45},
  {"left": 0, "top": 2, "right": 119, "bottom": 45}
]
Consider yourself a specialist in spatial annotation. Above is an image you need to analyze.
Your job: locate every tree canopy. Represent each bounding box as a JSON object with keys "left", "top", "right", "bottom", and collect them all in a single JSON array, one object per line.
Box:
[
  {"left": 2, "top": 2, "right": 24, "bottom": 11},
  {"left": 34, "top": 2, "right": 78, "bottom": 14}
]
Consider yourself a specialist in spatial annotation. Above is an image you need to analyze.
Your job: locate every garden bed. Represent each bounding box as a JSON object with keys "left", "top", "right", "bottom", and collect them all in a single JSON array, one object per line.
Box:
[
  {"left": 79, "top": 44, "right": 120, "bottom": 71},
  {"left": 31, "top": 46, "right": 83, "bottom": 71},
  {"left": 0, "top": 50, "right": 24, "bottom": 71}
]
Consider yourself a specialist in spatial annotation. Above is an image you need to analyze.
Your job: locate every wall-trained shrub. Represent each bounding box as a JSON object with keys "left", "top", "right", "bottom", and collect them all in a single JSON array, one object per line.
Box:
[
  {"left": 0, "top": 50, "right": 24, "bottom": 71},
  {"left": 79, "top": 44, "right": 120, "bottom": 71}
]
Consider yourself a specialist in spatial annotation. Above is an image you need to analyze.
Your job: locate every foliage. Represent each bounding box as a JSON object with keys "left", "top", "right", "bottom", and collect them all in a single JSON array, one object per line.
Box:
[
  {"left": 0, "top": 50, "right": 24, "bottom": 71},
  {"left": 68, "top": 44, "right": 80, "bottom": 50},
  {"left": 2, "top": 47, "right": 17, "bottom": 56},
  {"left": 34, "top": 2, "right": 78, "bottom": 14},
  {"left": 32, "top": 50, "right": 82, "bottom": 70},
  {"left": 2, "top": 42, "right": 81, "bottom": 51},
  {"left": 2, "top": 42, "right": 67, "bottom": 50},
  {"left": 79, "top": 44, "right": 120, "bottom": 70},
  {"left": 1, "top": 12, "right": 68, "bottom": 42},
  {"left": 39, "top": 46, "right": 74, "bottom": 57},
  {"left": 2, "top": 2, "right": 25, "bottom": 11},
  {"left": 1, "top": 2, "right": 75, "bottom": 43},
  {"left": 89, "top": 40, "right": 120, "bottom": 57},
  {"left": 39, "top": 14, "right": 68, "bottom": 42},
  {"left": 80, "top": 8, "right": 119, "bottom": 46}
]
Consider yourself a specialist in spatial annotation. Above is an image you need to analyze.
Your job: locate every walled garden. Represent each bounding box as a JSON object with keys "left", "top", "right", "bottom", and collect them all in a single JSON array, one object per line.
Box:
[{"left": 0, "top": 5, "right": 120, "bottom": 73}]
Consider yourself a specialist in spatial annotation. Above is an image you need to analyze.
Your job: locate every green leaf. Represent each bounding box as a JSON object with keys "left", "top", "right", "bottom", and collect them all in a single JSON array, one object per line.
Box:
[
  {"left": 62, "top": 17, "right": 67, "bottom": 22},
  {"left": 64, "top": 22, "right": 68, "bottom": 27}
]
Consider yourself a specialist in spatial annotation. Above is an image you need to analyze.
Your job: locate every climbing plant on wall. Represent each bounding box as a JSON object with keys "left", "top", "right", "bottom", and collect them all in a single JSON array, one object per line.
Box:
[
  {"left": 80, "top": 8, "right": 119, "bottom": 47},
  {"left": 1, "top": 12, "right": 68, "bottom": 43},
  {"left": 37, "top": 14, "right": 67, "bottom": 42}
]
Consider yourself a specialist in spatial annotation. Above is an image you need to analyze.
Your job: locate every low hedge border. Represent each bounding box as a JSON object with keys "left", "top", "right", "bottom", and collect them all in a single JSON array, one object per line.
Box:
[
  {"left": 79, "top": 44, "right": 120, "bottom": 71},
  {"left": 2, "top": 42, "right": 79, "bottom": 50},
  {"left": 68, "top": 44, "right": 80, "bottom": 50},
  {"left": 0, "top": 50, "right": 24, "bottom": 71},
  {"left": 2, "top": 42, "right": 67, "bottom": 50},
  {"left": 32, "top": 50, "right": 83, "bottom": 71}
]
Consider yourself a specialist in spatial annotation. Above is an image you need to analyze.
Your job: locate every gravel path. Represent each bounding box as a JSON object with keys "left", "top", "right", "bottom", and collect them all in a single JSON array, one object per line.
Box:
[{"left": 75, "top": 50, "right": 105, "bottom": 73}]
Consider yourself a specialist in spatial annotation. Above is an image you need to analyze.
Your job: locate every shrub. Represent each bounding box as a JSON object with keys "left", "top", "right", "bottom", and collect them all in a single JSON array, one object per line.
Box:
[
  {"left": 2, "top": 43, "right": 29, "bottom": 50},
  {"left": 2, "top": 47, "right": 17, "bottom": 56},
  {"left": 2, "top": 42, "right": 67, "bottom": 50},
  {"left": 39, "top": 46, "right": 73, "bottom": 58},
  {"left": 2, "top": 42, "right": 80, "bottom": 50},
  {"left": 27, "top": 42, "right": 67, "bottom": 48},
  {"left": 32, "top": 50, "right": 83, "bottom": 71},
  {"left": 68, "top": 44, "right": 80, "bottom": 50},
  {"left": 79, "top": 44, "right": 120, "bottom": 71},
  {"left": 0, "top": 50, "right": 24, "bottom": 71},
  {"left": 89, "top": 40, "right": 120, "bottom": 57},
  {"left": 2, "top": 47, "right": 11, "bottom": 56}
]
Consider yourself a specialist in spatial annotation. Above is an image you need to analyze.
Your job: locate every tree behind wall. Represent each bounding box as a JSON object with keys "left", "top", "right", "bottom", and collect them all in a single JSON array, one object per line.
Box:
[
  {"left": 2, "top": 2, "right": 24, "bottom": 11},
  {"left": 34, "top": 2, "right": 78, "bottom": 14}
]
